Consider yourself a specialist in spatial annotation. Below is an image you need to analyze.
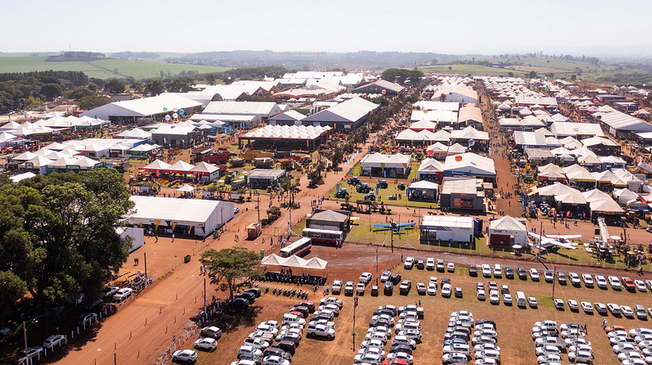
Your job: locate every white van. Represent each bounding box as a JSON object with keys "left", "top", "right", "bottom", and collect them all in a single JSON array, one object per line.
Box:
[{"left": 516, "top": 291, "right": 526, "bottom": 308}]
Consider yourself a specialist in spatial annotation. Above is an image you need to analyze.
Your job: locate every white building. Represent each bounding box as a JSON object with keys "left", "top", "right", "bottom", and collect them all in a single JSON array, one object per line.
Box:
[
  {"left": 419, "top": 215, "right": 474, "bottom": 244},
  {"left": 487, "top": 216, "right": 527, "bottom": 248}
]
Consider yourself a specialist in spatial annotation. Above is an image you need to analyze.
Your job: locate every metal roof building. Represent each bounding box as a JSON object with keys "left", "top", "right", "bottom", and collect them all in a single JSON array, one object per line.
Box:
[
  {"left": 81, "top": 94, "right": 203, "bottom": 121},
  {"left": 302, "top": 97, "right": 379, "bottom": 131}
]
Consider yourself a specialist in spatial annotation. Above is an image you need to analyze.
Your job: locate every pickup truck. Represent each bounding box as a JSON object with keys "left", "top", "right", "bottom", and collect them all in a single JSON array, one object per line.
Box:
[{"left": 306, "top": 324, "right": 335, "bottom": 340}]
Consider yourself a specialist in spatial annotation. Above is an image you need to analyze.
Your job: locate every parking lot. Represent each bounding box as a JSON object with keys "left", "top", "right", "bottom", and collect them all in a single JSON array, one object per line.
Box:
[{"left": 173, "top": 247, "right": 652, "bottom": 365}]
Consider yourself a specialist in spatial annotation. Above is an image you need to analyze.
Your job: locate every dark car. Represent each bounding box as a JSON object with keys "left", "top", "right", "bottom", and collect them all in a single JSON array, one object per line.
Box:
[
  {"left": 505, "top": 267, "right": 514, "bottom": 280},
  {"left": 416, "top": 260, "right": 425, "bottom": 270},
  {"left": 469, "top": 265, "right": 478, "bottom": 277},
  {"left": 235, "top": 292, "right": 256, "bottom": 303},
  {"left": 291, "top": 306, "right": 310, "bottom": 317},
  {"left": 294, "top": 301, "right": 315, "bottom": 313},
  {"left": 517, "top": 267, "right": 527, "bottom": 280},
  {"left": 389, "top": 344, "right": 413, "bottom": 354},
  {"left": 245, "top": 288, "right": 261, "bottom": 297},
  {"left": 272, "top": 340, "right": 296, "bottom": 356},
  {"left": 390, "top": 274, "right": 402, "bottom": 285},
  {"left": 363, "top": 194, "right": 376, "bottom": 201},
  {"left": 384, "top": 281, "right": 394, "bottom": 296},
  {"left": 371, "top": 285, "right": 379, "bottom": 297},
  {"left": 397, "top": 183, "right": 406, "bottom": 190},
  {"left": 263, "top": 347, "right": 292, "bottom": 361},
  {"left": 228, "top": 298, "right": 250, "bottom": 309}
]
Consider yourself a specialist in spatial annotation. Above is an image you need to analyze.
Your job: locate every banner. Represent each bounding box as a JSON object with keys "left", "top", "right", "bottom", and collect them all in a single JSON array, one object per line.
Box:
[{"left": 155, "top": 220, "right": 161, "bottom": 229}]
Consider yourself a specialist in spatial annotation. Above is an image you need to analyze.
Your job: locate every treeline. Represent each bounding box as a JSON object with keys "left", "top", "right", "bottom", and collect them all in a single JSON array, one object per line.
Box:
[
  {"left": 62, "top": 51, "right": 105, "bottom": 58},
  {"left": 0, "top": 71, "right": 90, "bottom": 114}
]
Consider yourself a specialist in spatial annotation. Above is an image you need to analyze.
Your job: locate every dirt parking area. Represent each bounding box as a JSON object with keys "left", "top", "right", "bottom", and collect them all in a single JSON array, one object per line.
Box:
[{"left": 177, "top": 244, "right": 652, "bottom": 365}]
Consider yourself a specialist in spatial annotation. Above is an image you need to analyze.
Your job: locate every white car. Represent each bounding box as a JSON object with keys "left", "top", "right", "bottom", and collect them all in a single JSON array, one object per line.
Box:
[
  {"left": 477, "top": 289, "right": 485, "bottom": 301},
  {"left": 447, "top": 262, "right": 455, "bottom": 273},
  {"left": 427, "top": 283, "right": 437, "bottom": 296},
  {"left": 442, "top": 283, "right": 452, "bottom": 298},
  {"left": 194, "top": 337, "right": 217, "bottom": 351},
  {"left": 582, "top": 273, "right": 594, "bottom": 287},
  {"left": 580, "top": 301, "right": 593, "bottom": 314},
  {"left": 482, "top": 264, "right": 492, "bottom": 278},
  {"left": 112, "top": 288, "right": 133, "bottom": 302},
  {"left": 529, "top": 268, "right": 539, "bottom": 281},
  {"left": 380, "top": 271, "right": 391, "bottom": 283},
  {"left": 608, "top": 276, "right": 622, "bottom": 290},
  {"left": 502, "top": 293, "right": 512, "bottom": 306},
  {"left": 595, "top": 275, "right": 608, "bottom": 289},
  {"left": 489, "top": 290, "right": 499, "bottom": 304},
  {"left": 173, "top": 349, "right": 198, "bottom": 363},
  {"left": 404, "top": 257, "right": 415, "bottom": 269},
  {"left": 263, "top": 355, "right": 290, "bottom": 365},
  {"left": 332, "top": 280, "right": 342, "bottom": 294},
  {"left": 426, "top": 258, "right": 435, "bottom": 270},
  {"left": 567, "top": 299, "right": 579, "bottom": 311},
  {"left": 387, "top": 351, "right": 413, "bottom": 364},
  {"left": 621, "top": 305, "right": 634, "bottom": 318},
  {"left": 569, "top": 350, "right": 594, "bottom": 363},
  {"left": 535, "top": 345, "right": 561, "bottom": 356},
  {"left": 537, "top": 354, "right": 561, "bottom": 364},
  {"left": 359, "top": 272, "right": 373, "bottom": 285},
  {"left": 568, "top": 272, "right": 581, "bottom": 286},
  {"left": 635, "top": 280, "right": 648, "bottom": 292},
  {"left": 392, "top": 335, "right": 416, "bottom": 349},
  {"left": 528, "top": 297, "right": 538, "bottom": 308},
  {"left": 42, "top": 334, "right": 66, "bottom": 350},
  {"left": 614, "top": 343, "right": 639, "bottom": 354},
  {"left": 608, "top": 303, "right": 622, "bottom": 315}
]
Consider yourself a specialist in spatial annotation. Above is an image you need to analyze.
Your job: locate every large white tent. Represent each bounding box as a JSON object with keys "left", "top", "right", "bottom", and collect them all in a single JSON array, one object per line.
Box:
[
  {"left": 127, "top": 196, "right": 234, "bottom": 237},
  {"left": 443, "top": 152, "right": 496, "bottom": 179}
]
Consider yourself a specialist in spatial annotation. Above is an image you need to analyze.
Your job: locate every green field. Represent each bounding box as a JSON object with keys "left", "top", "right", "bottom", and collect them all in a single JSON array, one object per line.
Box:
[
  {"left": 0, "top": 56, "right": 230, "bottom": 80},
  {"left": 418, "top": 57, "right": 652, "bottom": 85}
]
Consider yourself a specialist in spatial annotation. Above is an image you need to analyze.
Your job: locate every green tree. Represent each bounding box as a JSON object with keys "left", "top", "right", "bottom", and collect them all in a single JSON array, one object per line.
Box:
[
  {"left": 0, "top": 169, "right": 134, "bottom": 320},
  {"left": 206, "top": 74, "right": 216, "bottom": 85},
  {"left": 200, "top": 247, "right": 262, "bottom": 300},
  {"left": 104, "top": 79, "right": 125, "bottom": 94},
  {"left": 78, "top": 94, "right": 112, "bottom": 110},
  {"left": 40, "top": 83, "right": 62, "bottom": 100},
  {"left": 328, "top": 147, "right": 344, "bottom": 170},
  {"left": 167, "top": 77, "right": 196, "bottom": 93},
  {"left": 145, "top": 79, "right": 166, "bottom": 96}
]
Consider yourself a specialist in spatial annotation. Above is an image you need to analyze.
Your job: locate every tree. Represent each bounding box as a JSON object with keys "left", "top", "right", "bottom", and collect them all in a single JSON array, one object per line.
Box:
[
  {"left": 167, "top": 77, "right": 196, "bottom": 93},
  {"left": 200, "top": 247, "right": 262, "bottom": 300},
  {"left": 0, "top": 169, "right": 134, "bottom": 322},
  {"left": 329, "top": 147, "right": 344, "bottom": 170},
  {"left": 206, "top": 74, "right": 216, "bottom": 85},
  {"left": 104, "top": 79, "right": 125, "bottom": 94},
  {"left": 78, "top": 94, "right": 112, "bottom": 110},
  {"left": 40, "top": 83, "right": 62, "bottom": 100},
  {"left": 144, "top": 79, "right": 166, "bottom": 96},
  {"left": 439, "top": 93, "right": 447, "bottom": 102}
]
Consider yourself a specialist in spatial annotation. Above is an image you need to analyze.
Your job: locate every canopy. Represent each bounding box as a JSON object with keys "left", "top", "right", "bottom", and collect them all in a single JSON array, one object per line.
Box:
[
  {"left": 177, "top": 184, "right": 195, "bottom": 192},
  {"left": 166, "top": 160, "right": 195, "bottom": 173},
  {"left": 142, "top": 159, "right": 171, "bottom": 171}
]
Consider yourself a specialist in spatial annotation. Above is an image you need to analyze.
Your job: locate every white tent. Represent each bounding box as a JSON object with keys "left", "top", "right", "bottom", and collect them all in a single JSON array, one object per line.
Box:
[
  {"left": 488, "top": 216, "right": 528, "bottom": 247},
  {"left": 613, "top": 188, "right": 639, "bottom": 205}
]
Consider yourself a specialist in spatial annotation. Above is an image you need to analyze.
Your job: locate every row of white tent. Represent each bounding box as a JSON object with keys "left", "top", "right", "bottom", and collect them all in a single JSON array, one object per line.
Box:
[
  {"left": 537, "top": 182, "right": 625, "bottom": 214},
  {"left": 261, "top": 254, "right": 328, "bottom": 273},
  {"left": 242, "top": 125, "right": 332, "bottom": 140}
]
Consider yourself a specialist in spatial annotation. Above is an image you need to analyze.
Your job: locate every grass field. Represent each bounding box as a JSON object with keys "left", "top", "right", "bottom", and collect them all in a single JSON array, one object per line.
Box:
[{"left": 0, "top": 56, "right": 230, "bottom": 80}]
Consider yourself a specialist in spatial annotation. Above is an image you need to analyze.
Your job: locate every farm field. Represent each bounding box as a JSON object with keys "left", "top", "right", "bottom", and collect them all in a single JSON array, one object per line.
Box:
[
  {"left": 181, "top": 244, "right": 652, "bottom": 365},
  {"left": 0, "top": 56, "right": 230, "bottom": 79}
]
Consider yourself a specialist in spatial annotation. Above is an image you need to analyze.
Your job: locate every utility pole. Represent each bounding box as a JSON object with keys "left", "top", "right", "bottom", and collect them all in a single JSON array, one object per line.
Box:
[
  {"left": 143, "top": 252, "right": 148, "bottom": 278},
  {"left": 375, "top": 248, "right": 379, "bottom": 286},
  {"left": 23, "top": 321, "right": 28, "bottom": 363},
  {"left": 256, "top": 194, "right": 261, "bottom": 225},
  {"left": 552, "top": 267, "right": 556, "bottom": 300},
  {"left": 352, "top": 296, "right": 358, "bottom": 351},
  {"left": 203, "top": 277, "right": 207, "bottom": 320}
]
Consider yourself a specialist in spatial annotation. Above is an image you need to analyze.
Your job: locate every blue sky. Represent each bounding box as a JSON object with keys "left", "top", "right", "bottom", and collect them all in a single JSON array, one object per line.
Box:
[{"left": 3, "top": 0, "right": 651, "bottom": 56}]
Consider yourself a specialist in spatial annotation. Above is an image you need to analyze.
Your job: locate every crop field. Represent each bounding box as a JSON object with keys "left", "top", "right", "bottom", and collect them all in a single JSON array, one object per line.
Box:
[
  {"left": 0, "top": 56, "right": 230, "bottom": 80},
  {"left": 178, "top": 243, "right": 652, "bottom": 365}
]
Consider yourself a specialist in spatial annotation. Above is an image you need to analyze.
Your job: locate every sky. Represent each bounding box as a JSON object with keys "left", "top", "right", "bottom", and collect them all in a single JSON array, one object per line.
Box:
[{"left": 3, "top": 0, "right": 652, "bottom": 57}]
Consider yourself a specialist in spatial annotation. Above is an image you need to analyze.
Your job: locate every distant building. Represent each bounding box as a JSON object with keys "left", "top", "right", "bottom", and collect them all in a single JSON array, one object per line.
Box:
[
  {"left": 302, "top": 97, "right": 379, "bottom": 132},
  {"left": 439, "top": 177, "right": 485, "bottom": 211},
  {"left": 353, "top": 79, "right": 404, "bottom": 96}
]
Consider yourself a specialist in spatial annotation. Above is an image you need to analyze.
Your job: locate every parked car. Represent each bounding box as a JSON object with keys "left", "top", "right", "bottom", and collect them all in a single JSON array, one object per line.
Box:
[
  {"left": 77, "top": 312, "right": 98, "bottom": 326},
  {"left": 416, "top": 283, "right": 426, "bottom": 295},
  {"left": 332, "top": 280, "right": 342, "bottom": 294},
  {"left": 380, "top": 271, "right": 391, "bottom": 283},
  {"left": 528, "top": 297, "right": 538, "bottom": 309},
  {"left": 42, "top": 334, "right": 66, "bottom": 350},
  {"left": 194, "top": 337, "right": 217, "bottom": 351},
  {"left": 344, "top": 281, "right": 355, "bottom": 295},
  {"left": 201, "top": 326, "right": 222, "bottom": 339},
  {"left": 529, "top": 268, "right": 539, "bottom": 281},
  {"left": 517, "top": 267, "right": 527, "bottom": 280},
  {"left": 113, "top": 288, "right": 133, "bottom": 302},
  {"left": 582, "top": 273, "right": 594, "bottom": 287},
  {"left": 404, "top": 257, "right": 414, "bottom": 270},
  {"left": 102, "top": 285, "right": 119, "bottom": 298},
  {"left": 359, "top": 272, "right": 373, "bottom": 285},
  {"left": 399, "top": 280, "right": 412, "bottom": 295},
  {"left": 595, "top": 275, "right": 608, "bottom": 289},
  {"left": 173, "top": 349, "right": 198, "bottom": 363},
  {"left": 447, "top": 263, "right": 455, "bottom": 273},
  {"left": 426, "top": 258, "right": 435, "bottom": 271}
]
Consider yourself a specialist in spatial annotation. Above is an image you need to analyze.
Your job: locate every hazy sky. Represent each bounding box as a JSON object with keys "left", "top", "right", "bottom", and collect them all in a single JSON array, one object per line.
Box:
[{"left": 4, "top": 0, "right": 652, "bottom": 56}]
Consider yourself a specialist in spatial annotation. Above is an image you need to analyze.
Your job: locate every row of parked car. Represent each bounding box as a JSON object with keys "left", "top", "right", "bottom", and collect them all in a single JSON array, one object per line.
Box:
[
  {"left": 404, "top": 257, "right": 455, "bottom": 273},
  {"left": 606, "top": 325, "right": 652, "bottom": 365},
  {"left": 532, "top": 320, "right": 593, "bottom": 364},
  {"left": 442, "top": 311, "right": 500, "bottom": 365},
  {"left": 473, "top": 262, "right": 652, "bottom": 296},
  {"left": 355, "top": 304, "right": 423, "bottom": 365}
]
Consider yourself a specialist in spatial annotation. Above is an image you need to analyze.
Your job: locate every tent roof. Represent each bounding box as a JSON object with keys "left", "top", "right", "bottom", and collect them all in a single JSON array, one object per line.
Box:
[
  {"left": 408, "top": 180, "right": 439, "bottom": 189},
  {"left": 261, "top": 254, "right": 284, "bottom": 266},
  {"left": 128, "top": 196, "right": 226, "bottom": 224},
  {"left": 82, "top": 94, "right": 202, "bottom": 119},
  {"left": 311, "top": 210, "right": 349, "bottom": 223},
  {"left": 167, "top": 160, "right": 195, "bottom": 172},
  {"left": 191, "top": 162, "right": 219, "bottom": 174},
  {"left": 450, "top": 126, "right": 489, "bottom": 141},
  {"left": 489, "top": 216, "right": 526, "bottom": 231},
  {"left": 303, "top": 257, "right": 328, "bottom": 269},
  {"left": 142, "top": 159, "right": 171, "bottom": 171},
  {"left": 303, "top": 97, "right": 379, "bottom": 123},
  {"left": 418, "top": 158, "right": 445, "bottom": 172},
  {"left": 444, "top": 152, "right": 496, "bottom": 176}
]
